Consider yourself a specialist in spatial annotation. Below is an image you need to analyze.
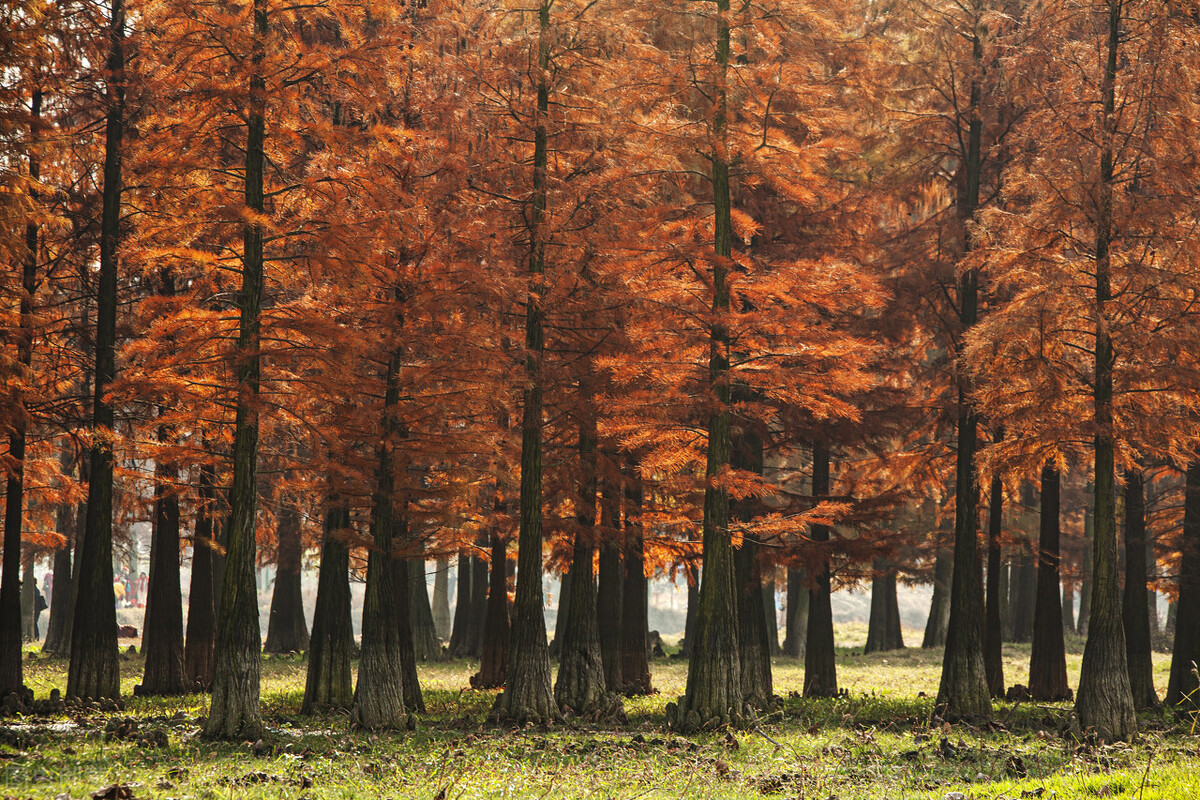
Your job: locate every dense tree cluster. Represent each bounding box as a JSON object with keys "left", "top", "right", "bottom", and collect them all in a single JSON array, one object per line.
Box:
[{"left": 1, "top": 0, "right": 1199, "bottom": 743}]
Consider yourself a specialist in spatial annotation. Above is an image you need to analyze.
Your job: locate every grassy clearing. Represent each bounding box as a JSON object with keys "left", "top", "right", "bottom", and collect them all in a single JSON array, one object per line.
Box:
[{"left": 2, "top": 636, "right": 1196, "bottom": 800}]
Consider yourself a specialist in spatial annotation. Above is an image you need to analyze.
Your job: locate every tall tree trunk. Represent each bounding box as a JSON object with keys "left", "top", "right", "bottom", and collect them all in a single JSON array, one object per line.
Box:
[
  {"left": 1079, "top": 501, "right": 1093, "bottom": 635},
  {"left": 984, "top": 449, "right": 1005, "bottom": 697},
  {"left": 467, "top": 550, "right": 488, "bottom": 656},
  {"left": 20, "top": 555, "right": 35, "bottom": 642},
  {"left": 865, "top": 563, "right": 904, "bottom": 653},
  {"left": 671, "top": 0, "right": 744, "bottom": 732},
  {"left": 138, "top": 443, "right": 186, "bottom": 695},
  {"left": 203, "top": 0, "right": 267, "bottom": 738},
  {"left": 350, "top": 347, "right": 411, "bottom": 731},
  {"left": 432, "top": 557, "right": 451, "bottom": 641},
  {"left": 620, "top": 458, "right": 652, "bottom": 697},
  {"left": 264, "top": 501, "right": 309, "bottom": 654},
  {"left": 1063, "top": 580, "right": 1076, "bottom": 634},
  {"left": 763, "top": 579, "right": 780, "bottom": 656},
  {"left": 447, "top": 553, "right": 472, "bottom": 656},
  {"left": 1122, "top": 469, "right": 1159, "bottom": 709},
  {"left": 302, "top": 498, "right": 354, "bottom": 712},
  {"left": 408, "top": 557, "right": 442, "bottom": 661},
  {"left": 67, "top": 10, "right": 124, "bottom": 701},
  {"left": 1075, "top": 0, "right": 1136, "bottom": 740},
  {"left": 471, "top": 532, "right": 510, "bottom": 689},
  {"left": 923, "top": 542, "right": 951, "bottom": 648},
  {"left": 491, "top": 0, "right": 556, "bottom": 725},
  {"left": 1029, "top": 463, "right": 1069, "bottom": 701},
  {"left": 550, "top": 568, "right": 572, "bottom": 659},
  {"left": 937, "top": 0, "right": 991, "bottom": 721},
  {"left": 1009, "top": 549, "right": 1036, "bottom": 643},
  {"left": 805, "top": 440, "right": 837, "bottom": 697},
  {"left": 42, "top": 488, "right": 75, "bottom": 656},
  {"left": 393, "top": 555, "right": 425, "bottom": 714},
  {"left": 554, "top": 405, "right": 619, "bottom": 716},
  {"left": 183, "top": 463, "right": 216, "bottom": 690},
  {"left": 782, "top": 568, "right": 807, "bottom": 658},
  {"left": 597, "top": 475, "right": 623, "bottom": 690},
  {"left": 1167, "top": 462, "right": 1200, "bottom": 708},
  {"left": 733, "top": 424, "right": 770, "bottom": 707},
  {"left": 680, "top": 560, "right": 699, "bottom": 658}
]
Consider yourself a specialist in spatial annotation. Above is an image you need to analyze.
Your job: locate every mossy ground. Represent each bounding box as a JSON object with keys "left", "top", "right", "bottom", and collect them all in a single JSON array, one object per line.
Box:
[{"left": 3, "top": 630, "right": 1197, "bottom": 800}]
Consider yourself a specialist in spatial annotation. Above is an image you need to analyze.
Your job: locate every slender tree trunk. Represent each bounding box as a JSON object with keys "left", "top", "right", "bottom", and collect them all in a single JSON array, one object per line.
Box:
[
  {"left": 393, "top": 554, "right": 425, "bottom": 714},
  {"left": 1029, "top": 463, "right": 1069, "bottom": 701},
  {"left": 350, "top": 347, "right": 411, "bottom": 731},
  {"left": 264, "top": 502, "right": 309, "bottom": 654},
  {"left": 550, "top": 568, "right": 572, "bottom": 659},
  {"left": 471, "top": 532, "right": 510, "bottom": 689},
  {"left": 1079, "top": 503, "right": 1093, "bottom": 635},
  {"left": 763, "top": 579, "right": 780, "bottom": 656},
  {"left": 183, "top": 463, "right": 216, "bottom": 690},
  {"left": 1122, "top": 469, "right": 1159, "bottom": 709},
  {"left": 1075, "top": 0, "right": 1136, "bottom": 740},
  {"left": 1063, "top": 580, "right": 1076, "bottom": 634},
  {"left": 680, "top": 561, "right": 699, "bottom": 658},
  {"left": 1010, "top": 550, "right": 1036, "bottom": 643},
  {"left": 1167, "top": 462, "right": 1200, "bottom": 708},
  {"left": 923, "top": 542, "right": 951, "bottom": 648},
  {"left": 448, "top": 553, "right": 472, "bottom": 656},
  {"left": 936, "top": 0, "right": 991, "bottom": 720},
  {"left": 408, "top": 556, "right": 442, "bottom": 661},
  {"left": 491, "top": 0, "right": 556, "bottom": 725},
  {"left": 467, "top": 550, "right": 488, "bottom": 656},
  {"left": 42, "top": 484, "right": 75, "bottom": 656},
  {"left": 432, "top": 557, "right": 451, "bottom": 641},
  {"left": 302, "top": 498, "right": 354, "bottom": 712},
  {"left": 805, "top": 440, "right": 837, "bottom": 697},
  {"left": 782, "top": 568, "right": 806, "bottom": 658},
  {"left": 866, "top": 563, "right": 904, "bottom": 653},
  {"left": 984, "top": 448, "right": 1005, "bottom": 697},
  {"left": 597, "top": 475, "right": 623, "bottom": 690},
  {"left": 203, "top": 0, "right": 267, "bottom": 739},
  {"left": 67, "top": 10, "right": 124, "bottom": 701},
  {"left": 554, "top": 404, "right": 620, "bottom": 716},
  {"left": 733, "top": 424, "right": 770, "bottom": 707},
  {"left": 138, "top": 442, "right": 186, "bottom": 695},
  {"left": 671, "top": 0, "right": 744, "bottom": 732},
  {"left": 620, "top": 459, "right": 652, "bottom": 697}
]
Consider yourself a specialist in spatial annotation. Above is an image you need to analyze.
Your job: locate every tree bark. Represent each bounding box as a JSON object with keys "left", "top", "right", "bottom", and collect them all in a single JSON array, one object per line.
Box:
[
  {"left": 733, "top": 424, "right": 770, "bottom": 707},
  {"left": 1122, "top": 469, "right": 1159, "bottom": 709},
  {"left": 448, "top": 553, "right": 472, "bottom": 656},
  {"left": 303, "top": 498, "right": 354, "bottom": 713},
  {"left": 984, "top": 452, "right": 1005, "bottom": 697},
  {"left": 42, "top": 496, "right": 75, "bottom": 656},
  {"left": 1078, "top": 501, "right": 1093, "bottom": 635},
  {"left": 554, "top": 407, "right": 621, "bottom": 716},
  {"left": 264, "top": 501, "right": 309, "bottom": 654},
  {"left": 1167, "top": 462, "right": 1200, "bottom": 708},
  {"left": 138, "top": 446, "right": 187, "bottom": 695},
  {"left": 20, "top": 555, "right": 35, "bottom": 643},
  {"left": 1029, "top": 463, "right": 1069, "bottom": 701},
  {"left": 680, "top": 560, "right": 699, "bottom": 658},
  {"left": 1009, "top": 548, "right": 1036, "bottom": 643},
  {"left": 865, "top": 563, "right": 904, "bottom": 653},
  {"left": 467, "top": 550, "right": 488, "bottom": 656},
  {"left": 782, "top": 568, "right": 807, "bottom": 658},
  {"left": 183, "top": 463, "right": 216, "bottom": 690},
  {"left": 67, "top": 8, "right": 124, "bottom": 702},
  {"left": 620, "top": 459, "right": 652, "bottom": 696},
  {"left": 597, "top": 476, "right": 623, "bottom": 691},
  {"left": 471, "top": 532, "right": 510, "bottom": 689},
  {"left": 922, "top": 541, "right": 951, "bottom": 648},
  {"left": 1075, "top": 0, "right": 1136, "bottom": 740},
  {"left": 670, "top": 0, "right": 744, "bottom": 732},
  {"left": 1063, "top": 579, "right": 1076, "bottom": 634},
  {"left": 408, "top": 556, "right": 442, "bottom": 661},
  {"left": 550, "top": 567, "right": 572, "bottom": 660},
  {"left": 432, "top": 557, "right": 451, "bottom": 641},
  {"left": 763, "top": 579, "right": 780, "bottom": 656},
  {"left": 805, "top": 440, "right": 837, "bottom": 697},
  {"left": 350, "top": 347, "right": 411, "bottom": 731},
  {"left": 490, "top": 0, "right": 556, "bottom": 725},
  {"left": 203, "top": 0, "right": 267, "bottom": 739}
]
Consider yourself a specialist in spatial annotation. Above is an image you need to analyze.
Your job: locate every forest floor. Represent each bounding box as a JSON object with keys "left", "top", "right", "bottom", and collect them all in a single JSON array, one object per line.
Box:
[{"left": 3, "top": 631, "right": 1198, "bottom": 800}]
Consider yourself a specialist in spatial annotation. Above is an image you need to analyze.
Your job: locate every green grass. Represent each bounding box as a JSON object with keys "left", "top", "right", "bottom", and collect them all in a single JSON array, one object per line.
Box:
[{"left": 2, "top": 636, "right": 1196, "bottom": 800}]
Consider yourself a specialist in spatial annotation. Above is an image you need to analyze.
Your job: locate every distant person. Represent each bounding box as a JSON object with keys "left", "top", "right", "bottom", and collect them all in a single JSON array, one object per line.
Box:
[
  {"left": 113, "top": 578, "right": 126, "bottom": 607},
  {"left": 42, "top": 571, "right": 53, "bottom": 605},
  {"left": 33, "top": 587, "right": 46, "bottom": 639},
  {"left": 136, "top": 571, "right": 148, "bottom": 608}
]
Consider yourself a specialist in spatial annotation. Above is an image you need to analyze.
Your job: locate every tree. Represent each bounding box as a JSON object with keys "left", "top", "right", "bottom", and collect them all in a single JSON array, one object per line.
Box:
[{"left": 1029, "top": 463, "right": 1069, "bottom": 701}]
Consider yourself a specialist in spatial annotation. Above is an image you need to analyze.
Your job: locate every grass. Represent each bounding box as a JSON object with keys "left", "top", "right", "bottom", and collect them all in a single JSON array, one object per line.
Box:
[{"left": 2, "top": 633, "right": 1197, "bottom": 800}]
